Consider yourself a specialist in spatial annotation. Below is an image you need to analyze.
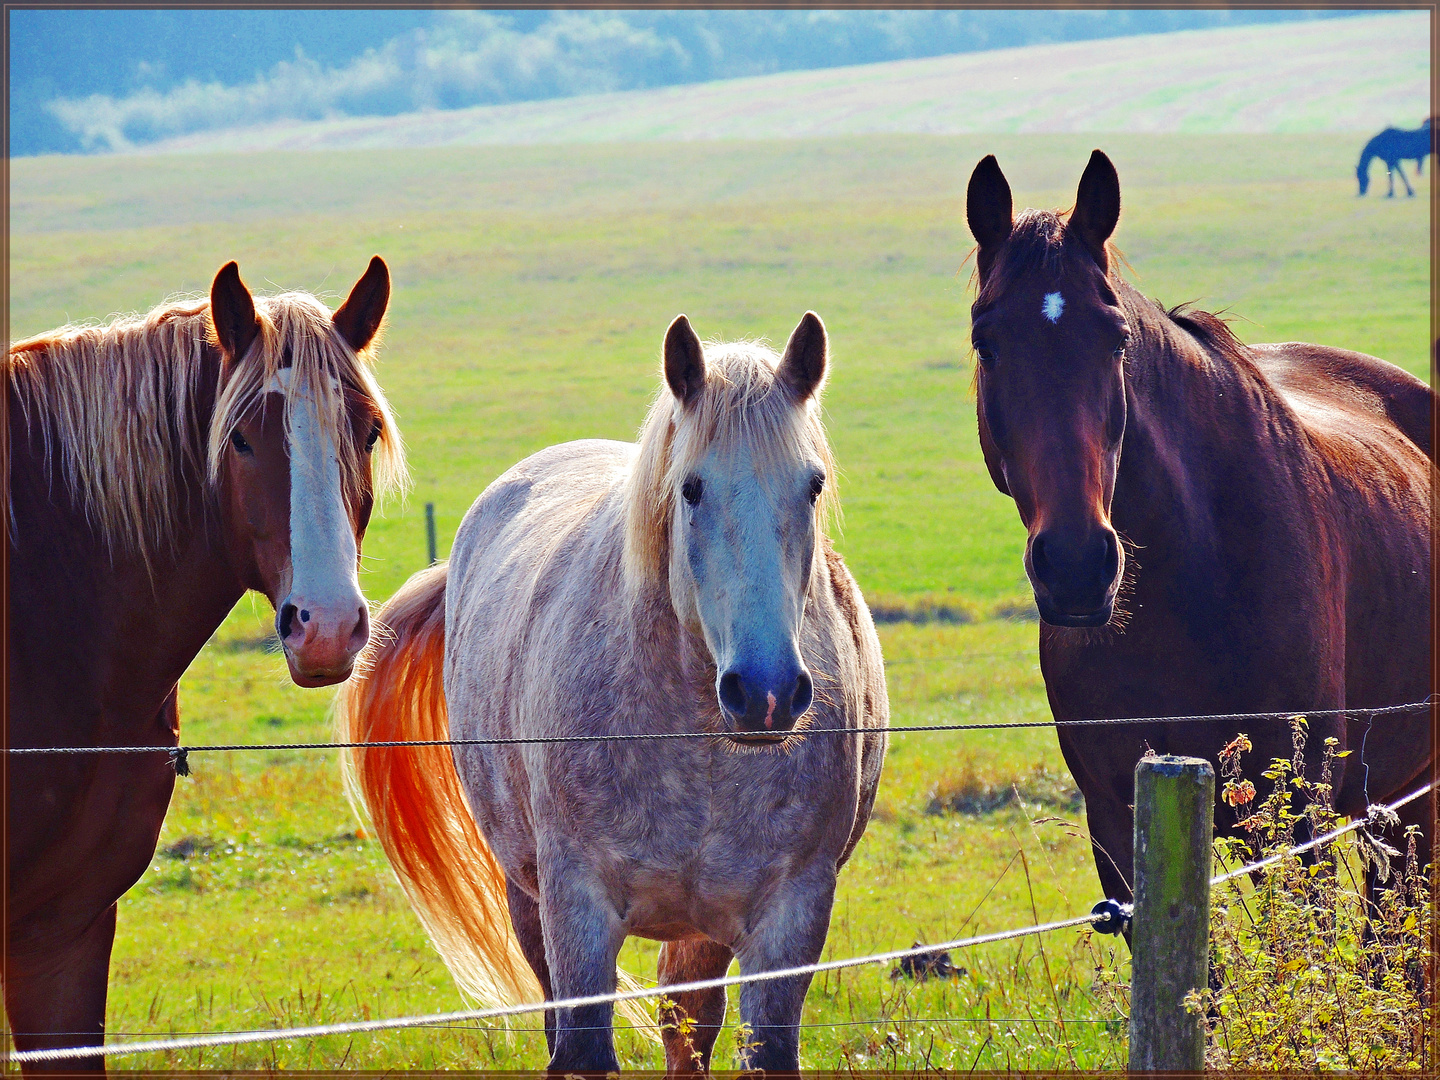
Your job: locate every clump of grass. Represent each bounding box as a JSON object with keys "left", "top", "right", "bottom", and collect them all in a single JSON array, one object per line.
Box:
[
  {"left": 1189, "top": 719, "right": 1431, "bottom": 1070},
  {"left": 925, "top": 759, "right": 1081, "bottom": 816},
  {"left": 990, "top": 596, "right": 1040, "bottom": 622},
  {"left": 866, "top": 591, "right": 983, "bottom": 626},
  {"left": 864, "top": 591, "right": 1040, "bottom": 625}
]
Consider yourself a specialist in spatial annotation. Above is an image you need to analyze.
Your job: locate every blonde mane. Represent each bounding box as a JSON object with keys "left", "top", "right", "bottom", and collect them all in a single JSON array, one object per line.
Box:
[
  {"left": 7, "top": 291, "right": 407, "bottom": 567},
  {"left": 623, "top": 339, "right": 838, "bottom": 587}
]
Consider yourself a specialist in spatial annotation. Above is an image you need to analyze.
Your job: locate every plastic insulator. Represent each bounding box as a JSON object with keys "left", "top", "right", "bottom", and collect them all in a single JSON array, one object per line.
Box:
[{"left": 1090, "top": 898, "right": 1132, "bottom": 936}]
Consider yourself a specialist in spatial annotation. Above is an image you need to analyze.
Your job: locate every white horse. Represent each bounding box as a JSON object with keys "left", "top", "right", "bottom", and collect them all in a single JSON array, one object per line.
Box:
[{"left": 337, "top": 312, "right": 888, "bottom": 1073}]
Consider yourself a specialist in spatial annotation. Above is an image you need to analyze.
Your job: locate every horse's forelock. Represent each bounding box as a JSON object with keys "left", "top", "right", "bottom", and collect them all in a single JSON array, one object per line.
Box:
[
  {"left": 623, "top": 340, "right": 836, "bottom": 589},
  {"left": 974, "top": 209, "right": 1119, "bottom": 312},
  {"left": 207, "top": 293, "right": 408, "bottom": 506}
]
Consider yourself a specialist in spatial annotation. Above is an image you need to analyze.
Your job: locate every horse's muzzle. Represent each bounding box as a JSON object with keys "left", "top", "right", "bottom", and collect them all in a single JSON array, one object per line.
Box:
[
  {"left": 278, "top": 596, "right": 370, "bottom": 687},
  {"left": 1026, "top": 526, "right": 1122, "bottom": 628},
  {"left": 718, "top": 664, "right": 814, "bottom": 737}
]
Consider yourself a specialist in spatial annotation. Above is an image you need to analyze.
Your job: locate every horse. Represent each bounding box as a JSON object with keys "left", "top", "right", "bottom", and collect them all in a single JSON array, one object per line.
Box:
[
  {"left": 336, "top": 312, "right": 888, "bottom": 1075},
  {"left": 964, "top": 150, "right": 1433, "bottom": 918},
  {"left": 6, "top": 258, "right": 407, "bottom": 1071},
  {"left": 1357, "top": 118, "right": 1433, "bottom": 196}
]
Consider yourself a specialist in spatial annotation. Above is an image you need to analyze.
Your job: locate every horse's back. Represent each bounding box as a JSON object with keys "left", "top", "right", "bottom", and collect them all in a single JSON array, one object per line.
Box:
[
  {"left": 448, "top": 438, "right": 630, "bottom": 612},
  {"left": 1251, "top": 342, "right": 1434, "bottom": 461},
  {"left": 1252, "top": 343, "right": 1431, "bottom": 790}
]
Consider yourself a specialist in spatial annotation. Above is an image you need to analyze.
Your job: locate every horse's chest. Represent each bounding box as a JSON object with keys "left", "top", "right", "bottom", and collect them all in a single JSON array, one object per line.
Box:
[{"left": 493, "top": 741, "right": 853, "bottom": 926}]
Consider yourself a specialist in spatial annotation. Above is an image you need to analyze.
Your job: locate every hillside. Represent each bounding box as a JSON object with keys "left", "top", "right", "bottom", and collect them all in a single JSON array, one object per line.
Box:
[{"left": 145, "top": 12, "right": 1427, "bottom": 154}]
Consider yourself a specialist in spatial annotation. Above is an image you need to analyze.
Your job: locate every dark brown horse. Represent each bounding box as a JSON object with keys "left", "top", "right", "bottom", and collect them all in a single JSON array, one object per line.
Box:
[
  {"left": 5, "top": 259, "right": 407, "bottom": 1070},
  {"left": 964, "top": 151, "right": 1433, "bottom": 912}
]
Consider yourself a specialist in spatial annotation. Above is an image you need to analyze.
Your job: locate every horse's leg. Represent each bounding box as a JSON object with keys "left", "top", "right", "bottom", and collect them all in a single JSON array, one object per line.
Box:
[
  {"left": 657, "top": 938, "right": 733, "bottom": 1074},
  {"left": 5, "top": 903, "right": 116, "bottom": 1074},
  {"left": 732, "top": 868, "right": 835, "bottom": 1074},
  {"left": 537, "top": 864, "right": 626, "bottom": 1075},
  {"left": 1387, "top": 164, "right": 1397, "bottom": 197},
  {"left": 1399, "top": 162, "right": 1416, "bottom": 196},
  {"left": 1083, "top": 794, "right": 1135, "bottom": 946},
  {"left": 506, "top": 879, "right": 556, "bottom": 1056}
]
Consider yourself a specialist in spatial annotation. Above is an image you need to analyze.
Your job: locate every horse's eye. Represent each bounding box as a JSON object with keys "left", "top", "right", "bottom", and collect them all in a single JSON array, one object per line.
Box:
[
  {"left": 808, "top": 473, "right": 825, "bottom": 504},
  {"left": 230, "top": 430, "right": 253, "bottom": 455},
  {"left": 974, "top": 343, "right": 997, "bottom": 366},
  {"left": 365, "top": 420, "right": 381, "bottom": 453},
  {"left": 681, "top": 476, "right": 703, "bottom": 507}
]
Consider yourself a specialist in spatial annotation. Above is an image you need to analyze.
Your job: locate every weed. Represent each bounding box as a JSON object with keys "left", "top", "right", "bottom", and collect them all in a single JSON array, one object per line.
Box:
[
  {"left": 925, "top": 760, "right": 1081, "bottom": 816},
  {"left": 1190, "top": 720, "right": 1431, "bottom": 1069}
]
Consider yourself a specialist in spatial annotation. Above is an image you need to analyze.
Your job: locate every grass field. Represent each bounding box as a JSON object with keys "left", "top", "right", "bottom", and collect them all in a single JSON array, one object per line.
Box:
[{"left": 7, "top": 131, "right": 1429, "bottom": 1068}]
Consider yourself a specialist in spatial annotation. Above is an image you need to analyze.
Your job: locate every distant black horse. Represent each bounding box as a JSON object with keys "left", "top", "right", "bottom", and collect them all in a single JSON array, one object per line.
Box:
[{"left": 1357, "top": 118, "right": 1433, "bottom": 197}]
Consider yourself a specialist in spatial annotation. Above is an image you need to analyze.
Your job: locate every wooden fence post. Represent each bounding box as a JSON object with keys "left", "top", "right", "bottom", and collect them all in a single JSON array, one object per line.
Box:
[
  {"left": 1129, "top": 754, "right": 1213, "bottom": 1071},
  {"left": 425, "top": 502, "right": 437, "bottom": 566}
]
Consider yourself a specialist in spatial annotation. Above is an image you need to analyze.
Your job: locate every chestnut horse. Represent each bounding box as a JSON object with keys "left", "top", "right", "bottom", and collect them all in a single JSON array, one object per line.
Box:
[
  {"left": 965, "top": 151, "right": 1433, "bottom": 912},
  {"left": 337, "top": 313, "right": 888, "bottom": 1074},
  {"left": 6, "top": 259, "right": 406, "bottom": 1070}
]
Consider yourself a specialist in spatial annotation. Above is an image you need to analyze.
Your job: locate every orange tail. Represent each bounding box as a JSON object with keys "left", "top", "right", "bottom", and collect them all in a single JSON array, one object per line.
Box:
[{"left": 335, "top": 563, "right": 541, "bottom": 1008}]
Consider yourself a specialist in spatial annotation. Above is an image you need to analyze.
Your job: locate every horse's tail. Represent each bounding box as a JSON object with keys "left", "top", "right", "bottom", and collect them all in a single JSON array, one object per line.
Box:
[{"left": 335, "top": 562, "right": 541, "bottom": 1009}]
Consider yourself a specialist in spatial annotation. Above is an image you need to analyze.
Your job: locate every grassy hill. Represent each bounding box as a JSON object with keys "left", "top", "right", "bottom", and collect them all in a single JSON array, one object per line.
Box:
[{"left": 139, "top": 12, "right": 1430, "bottom": 154}]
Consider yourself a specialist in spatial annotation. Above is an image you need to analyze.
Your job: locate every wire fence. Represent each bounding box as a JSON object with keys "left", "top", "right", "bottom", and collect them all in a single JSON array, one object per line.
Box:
[
  {"left": 8, "top": 914, "right": 1104, "bottom": 1064},
  {"left": 1209, "top": 778, "right": 1434, "bottom": 886},
  {"left": 8, "top": 778, "right": 1431, "bottom": 1067},
  {"left": 6, "top": 699, "right": 1430, "bottom": 766}
]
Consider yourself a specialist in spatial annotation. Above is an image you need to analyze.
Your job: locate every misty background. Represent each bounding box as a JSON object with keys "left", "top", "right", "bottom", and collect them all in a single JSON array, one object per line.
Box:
[{"left": 10, "top": 8, "right": 1376, "bottom": 156}]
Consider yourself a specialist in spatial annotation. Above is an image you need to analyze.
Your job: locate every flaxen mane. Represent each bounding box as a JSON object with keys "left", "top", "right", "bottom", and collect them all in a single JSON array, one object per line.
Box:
[
  {"left": 622, "top": 339, "right": 838, "bottom": 586},
  {"left": 7, "top": 293, "right": 407, "bottom": 565}
]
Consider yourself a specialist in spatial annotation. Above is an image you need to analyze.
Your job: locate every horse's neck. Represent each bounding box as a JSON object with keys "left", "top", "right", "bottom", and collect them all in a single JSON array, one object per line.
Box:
[
  {"left": 1112, "top": 289, "right": 1285, "bottom": 552},
  {"left": 624, "top": 574, "right": 710, "bottom": 675},
  {"left": 7, "top": 346, "right": 245, "bottom": 724}
]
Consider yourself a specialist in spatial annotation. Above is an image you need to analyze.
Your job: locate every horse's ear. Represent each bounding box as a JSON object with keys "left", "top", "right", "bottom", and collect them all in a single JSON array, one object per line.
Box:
[
  {"left": 210, "top": 261, "right": 260, "bottom": 362},
  {"left": 777, "top": 311, "right": 828, "bottom": 402},
  {"left": 333, "top": 255, "right": 390, "bottom": 352},
  {"left": 1070, "top": 150, "right": 1121, "bottom": 269},
  {"left": 664, "top": 314, "right": 706, "bottom": 408},
  {"left": 966, "top": 155, "right": 1013, "bottom": 273}
]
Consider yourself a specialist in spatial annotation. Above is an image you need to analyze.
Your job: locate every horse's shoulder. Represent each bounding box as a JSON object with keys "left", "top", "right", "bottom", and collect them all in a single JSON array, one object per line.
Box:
[{"left": 1251, "top": 343, "right": 1434, "bottom": 460}]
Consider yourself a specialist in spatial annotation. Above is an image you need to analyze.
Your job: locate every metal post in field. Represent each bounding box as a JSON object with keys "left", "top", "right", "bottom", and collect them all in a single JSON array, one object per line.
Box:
[
  {"left": 1128, "top": 754, "right": 1213, "bottom": 1071},
  {"left": 425, "top": 502, "right": 437, "bottom": 566}
]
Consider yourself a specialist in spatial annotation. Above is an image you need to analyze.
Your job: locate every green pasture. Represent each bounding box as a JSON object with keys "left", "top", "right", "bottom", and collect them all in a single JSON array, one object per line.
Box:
[{"left": 7, "top": 132, "right": 1429, "bottom": 1069}]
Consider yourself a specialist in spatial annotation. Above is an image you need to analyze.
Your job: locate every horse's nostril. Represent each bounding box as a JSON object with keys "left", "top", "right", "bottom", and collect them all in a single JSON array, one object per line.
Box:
[
  {"left": 1030, "top": 534, "right": 1052, "bottom": 582},
  {"left": 349, "top": 605, "right": 370, "bottom": 652},
  {"left": 278, "top": 603, "right": 298, "bottom": 640},
  {"left": 793, "top": 671, "right": 814, "bottom": 718},
  {"left": 718, "top": 672, "right": 746, "bottom": 717},
  {"left": 300, "top": 609, "right": 310, "bottom": 623}
]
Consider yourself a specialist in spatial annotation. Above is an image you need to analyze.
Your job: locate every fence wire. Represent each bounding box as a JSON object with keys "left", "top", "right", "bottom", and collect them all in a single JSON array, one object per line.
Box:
[
  {"left": 6, "top": 698, "right": 1430, "bottom": 762},
  {"left": 7, "top": 913, "right": 1104, "bottom": 1064},
  {"left": 9, "top": 778, "right": 1431, "bottom": 1066}
]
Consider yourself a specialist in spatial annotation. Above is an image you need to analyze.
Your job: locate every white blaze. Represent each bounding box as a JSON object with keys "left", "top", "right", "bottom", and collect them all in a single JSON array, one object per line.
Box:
[
  {"left": 1042, "top": 292, "right": 1065, "bottom": 323},
  {"left": 268, "top": 368, "right": 360, "bottom": 621}
]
